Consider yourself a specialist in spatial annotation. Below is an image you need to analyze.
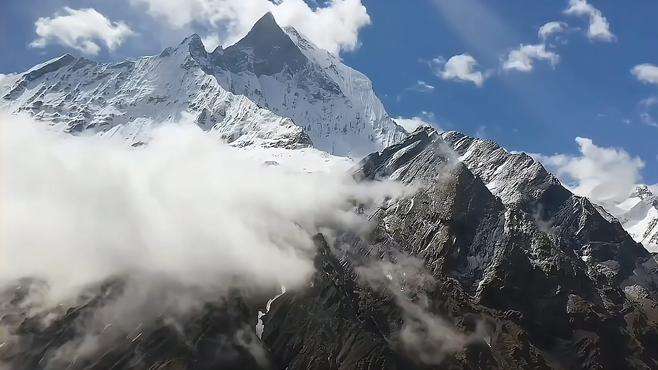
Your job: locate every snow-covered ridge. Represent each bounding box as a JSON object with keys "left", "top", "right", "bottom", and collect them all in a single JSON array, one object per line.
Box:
[
  {"left": 1, "top": 13, "right": 405, "bottom": 158},
  {"left": 608, "top": 185, "right": 658, "bottom": 252},
  {"left": 0, "top": 35, "right": 308, "bottom": 150},
  {"left": 207, "top": 13, "right": 407, "bottom": 157},
  {"left": 441, "top": 130, "right": 658, "bottom": 253}
]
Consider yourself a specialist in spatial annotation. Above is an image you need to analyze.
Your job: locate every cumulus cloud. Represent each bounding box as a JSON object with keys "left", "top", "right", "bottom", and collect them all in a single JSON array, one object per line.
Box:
[
  {"left": 30, "top": 7, "right": 134, "bottom": 55},
  {"left": 0, "top": 113, "right": 403, "bottom": 302},
  {"left": 564, "top": 0, "right": 615, "bottom": 42},
  {"left": 503, "top": 44, "right": 560, "bottom": 72},
  {"left": 431, "top": 54, "right": 487, "bottom": 87},
  {"left": 534, "top": 137, "right": 645, "bottom": 204},
  {"left": 538, "top": 21, "right": 568, "bottom": 40},
  {"left": 129, "top": 0, "right": 371, "bottom": 55},
  {"left": 632, "top": 64, "right": 658, "bottom": 85}
]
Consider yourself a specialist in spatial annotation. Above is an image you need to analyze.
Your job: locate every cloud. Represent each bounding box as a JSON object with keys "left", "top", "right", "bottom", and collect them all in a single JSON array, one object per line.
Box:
[
  {"left": 503, "top": 44, "right": 560, "bottom": 72},
  {"left": 638, "top": 96, "right": 658, "bottom": 127},
  {"left": 394, "top": 117, "right": 431, "bottom": 134},
  {"left": 201, "top": 33, "right": 221, "bottom": 52},
  {"left": 632, "top": 64, "right": 658, "bottom": 85},
  {"left": 129, "top": 0, "right": 371, "bottom": 55},
  {"left": 397, "top": 81, "right": 436, "bottom": 102},
  {"left": 534, "top": 137, "right": 645, "bottom": 204},
  {"left": 357, "top": 255, "right": 484, "bottom": 365},
  {"left": 408, "top": 80, "right": 435, "bottom": 93},
  {"left": 0, "top": 113, "right": 403, "bottom": 302},
  {"left": 431, "top": 54, "right": 487, "bottom": 87},
  {"left": 538, "top": 21, "right": 568, "bottom": 40},
  {"left": 30, "top": 7, "right": 134, "bottom": 55},
  {"left": 564, "top": 0, "right": 615, "bottom": 42}
]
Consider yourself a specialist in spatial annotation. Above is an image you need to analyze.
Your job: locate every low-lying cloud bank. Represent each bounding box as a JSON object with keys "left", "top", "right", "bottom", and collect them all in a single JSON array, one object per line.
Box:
[{"left": 0, "top": 113, "right": 402, "bottom": 303}]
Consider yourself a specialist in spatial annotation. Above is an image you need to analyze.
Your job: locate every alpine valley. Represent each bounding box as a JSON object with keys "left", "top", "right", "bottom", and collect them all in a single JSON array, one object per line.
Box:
[{"left": 1, "top": 13, "right": 658, "bottom": 370}]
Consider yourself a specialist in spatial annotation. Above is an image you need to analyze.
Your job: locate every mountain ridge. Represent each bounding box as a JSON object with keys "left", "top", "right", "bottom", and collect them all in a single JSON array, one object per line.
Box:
[
  {"left": 0, "top": 13, "right": 406, "bottom": 157},
  {"left": 1, "top": 13, "right": 658, "bottom": 370}
]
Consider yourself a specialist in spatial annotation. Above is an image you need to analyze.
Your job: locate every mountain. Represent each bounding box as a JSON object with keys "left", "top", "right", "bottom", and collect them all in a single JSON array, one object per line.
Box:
[
  {"left": 606, "top": 185, "right": 658, "bottom": 253},
  {"left": 2, "top": 127, "right": 657, "bottom": 369},
  {"left": 0, "top": 40, "right": 311, "bottom": 149},
  {"left": 0, "top": 13, "right": 406, "bottom": 157},
  {"left": 209, "top": 13, "right": 407, "bottom": 156},
  {"left": 2, "top": 12, "right": 658, "bottom": 370}
]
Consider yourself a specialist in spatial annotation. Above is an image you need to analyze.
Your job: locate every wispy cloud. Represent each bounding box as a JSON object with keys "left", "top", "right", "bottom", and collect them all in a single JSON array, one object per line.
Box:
[
  {"left": 564, "top": 0, "right": 615, "bottom": 42},
  {"left": 394, "top": 111, "right": 438, "bottom": 133},
  {"left": 408, "top": 80, "right": 436, "bottom": 93},
  {"left": 502, "top": 43, "right": 560, "bottom": 72}
]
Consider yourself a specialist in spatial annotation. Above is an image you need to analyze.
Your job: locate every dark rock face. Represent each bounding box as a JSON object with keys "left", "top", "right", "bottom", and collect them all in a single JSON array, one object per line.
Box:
[
  {"left": 0, "top": 278, "right": 273, "bottom": 370},
  {"left": 217, "top": 12, "right": 308, "bottom": 76},
  {"left": 260, "top": 128, "right": 658, "bottom": 369},
  {"left": 1, "top": 128, "right": 657, "bottom": 369}
]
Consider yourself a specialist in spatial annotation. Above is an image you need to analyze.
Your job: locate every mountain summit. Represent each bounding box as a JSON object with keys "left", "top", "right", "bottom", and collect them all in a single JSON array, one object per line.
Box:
[
  {"left": 0, "top": 12, "right": 406, "bottom": 156},
  {"left": 217, "top": 12, "right": 308, "bottom": 76},
  {"left": 2, "top": 11, "right": 658, "bottom": 370}
]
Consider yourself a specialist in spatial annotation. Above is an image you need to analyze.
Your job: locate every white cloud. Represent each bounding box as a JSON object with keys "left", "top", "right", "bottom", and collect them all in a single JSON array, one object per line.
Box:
[
  {"left": 129, "top": 0, "right": 371, "bottom": 55},
  {"left": 0, "top": 113, "right": 404, "bottom": 301},
  {"left": 0, "top": 74, "right": 13, "bottom": 85},
  {"left": 632, "top": 64, "right": 658, "bottom": 85},
  {"left": 534, "top": 137, "right": 645, "bottom": 204},
  {"left": 409, "top": 80, "right": 435, "bottom": 93},
  {"left": 564, "top": 0, "right": 615, "bottom": 42},
  {"left": 538, "top": 21, "right": 568, "bottom": 40},
  {"left": 638, "top": 96, "right": 658, "bottom": 127},
  {"left": 394, "top": 117, "right": 431, "bottom": 134},
  {"left": 432, "top": 54, "right": 487, "bottom": 87},
  {"left": 201, "top": 33, "right": 221, "bottom": 52},
  {"left": 394, "top": 111, "right": 439, "bottom": 133},
  {"left": 503, "top": 44, "right": 560, "bottom": 72},
  {"left": 30, "top": 7, "right": 134, "bottom": 55}
]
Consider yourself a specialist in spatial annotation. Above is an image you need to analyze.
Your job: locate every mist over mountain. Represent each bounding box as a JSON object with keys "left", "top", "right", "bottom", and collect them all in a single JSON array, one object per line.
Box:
[{"left": 1, "top": 12, "right": 657, "bottom": 370}]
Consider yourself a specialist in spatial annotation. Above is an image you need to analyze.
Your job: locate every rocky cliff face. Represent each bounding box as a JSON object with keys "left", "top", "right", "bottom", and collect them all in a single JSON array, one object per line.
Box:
[
  {"left": 2, "top": 128, "right": 656, "bottom": 369},
  {"left": 260, "top": 128, "right": 658, "bottom": 369}
]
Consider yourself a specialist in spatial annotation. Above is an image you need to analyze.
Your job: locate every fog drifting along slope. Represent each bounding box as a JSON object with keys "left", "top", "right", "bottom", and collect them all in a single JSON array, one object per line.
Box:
[{"left": 0, "top": 111, "right": 403, "bottom": 305}]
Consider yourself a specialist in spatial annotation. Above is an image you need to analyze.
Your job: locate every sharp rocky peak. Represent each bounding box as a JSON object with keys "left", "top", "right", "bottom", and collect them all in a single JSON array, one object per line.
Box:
[{"left": 220, "top": 12, "right": 308, "bottom": 75}]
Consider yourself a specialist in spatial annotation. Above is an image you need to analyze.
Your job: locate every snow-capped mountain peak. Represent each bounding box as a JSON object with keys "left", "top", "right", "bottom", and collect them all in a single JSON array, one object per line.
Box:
[
  {"left": 216, "top": 12, "right": 308, "bottom": 76},
  {"left": 1, "top": 13, "right": 405, "bottom": 157},
  {"left": 207, "top": 13, "right": 407, "bottom": 156},
  {"left": 614, "top": 185, "right": 658, "bottom": 252}
]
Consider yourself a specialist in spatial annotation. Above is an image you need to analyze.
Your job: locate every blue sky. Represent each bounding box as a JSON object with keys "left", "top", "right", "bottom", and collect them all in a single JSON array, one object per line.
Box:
[{"left": 1, "top": 0, "right": 657, "bottom": 186}]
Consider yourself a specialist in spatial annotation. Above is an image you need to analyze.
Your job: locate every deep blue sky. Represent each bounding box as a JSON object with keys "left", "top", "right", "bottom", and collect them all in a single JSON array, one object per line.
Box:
[{"left": 1, "top": 0, "right": 657, "bottom": 183}]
